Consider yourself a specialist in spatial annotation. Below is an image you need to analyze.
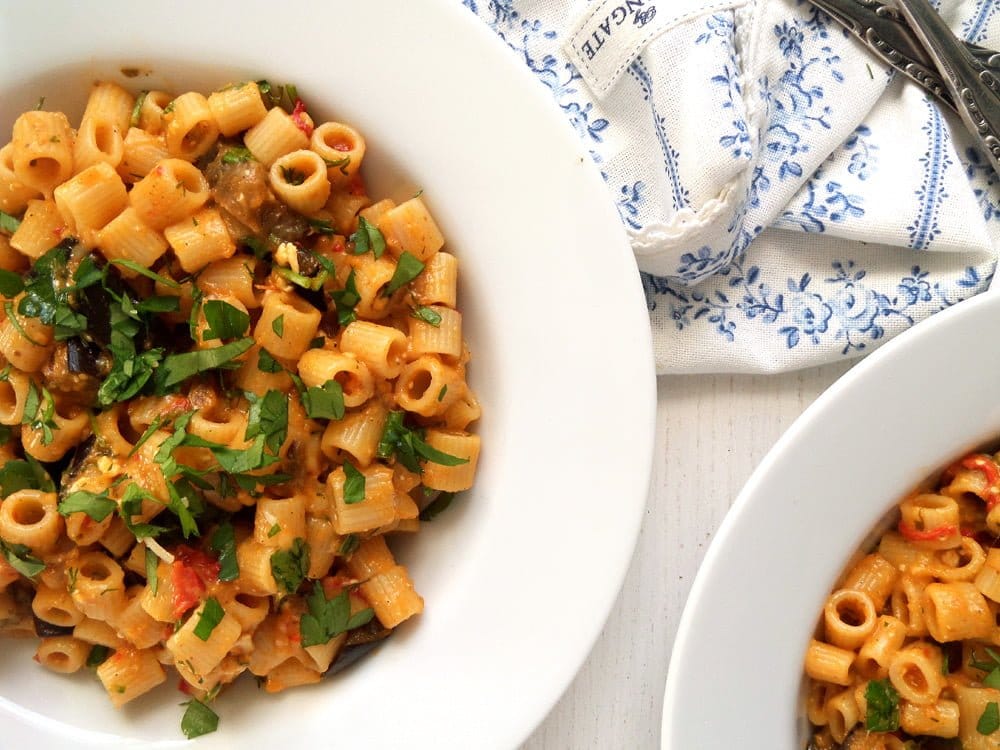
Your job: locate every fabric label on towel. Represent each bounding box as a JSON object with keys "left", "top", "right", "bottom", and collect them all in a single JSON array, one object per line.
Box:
[{"left": 563, "top": 0, "right": 746, "bottom": 97}]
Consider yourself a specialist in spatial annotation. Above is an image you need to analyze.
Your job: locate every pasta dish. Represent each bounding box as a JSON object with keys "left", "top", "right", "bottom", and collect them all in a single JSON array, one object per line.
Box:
[
  {"left": 805, "top": 451, "right": 1000, "bottom": 749},
  {"left": 0, "top": 80, "right": 480, "bottom": 738}
]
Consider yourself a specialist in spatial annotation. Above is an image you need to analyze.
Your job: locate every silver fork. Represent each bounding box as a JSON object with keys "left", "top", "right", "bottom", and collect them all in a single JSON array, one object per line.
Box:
[
  {"left": 891, "top": 0, "right": 1000, "bottom": 174},
  {"left": 807, "top": 0, "right": 1000, "bottom": 115}
]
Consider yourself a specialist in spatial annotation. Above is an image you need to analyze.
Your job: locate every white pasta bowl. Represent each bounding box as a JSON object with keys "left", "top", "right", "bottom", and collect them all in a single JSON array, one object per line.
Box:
[
  {"left": 661, "top": 289, "right": 1000, "bottom": 747},
  {"left": 0, "top": 1, "right": 656, "bottom": 748}
]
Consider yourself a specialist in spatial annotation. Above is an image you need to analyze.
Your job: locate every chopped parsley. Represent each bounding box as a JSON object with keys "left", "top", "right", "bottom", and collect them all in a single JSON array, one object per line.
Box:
[
  {"left": 145, "top": 546, "right": 159, "bottom": 595},
  {"left": 302, "top": 380, "right": 345, "bottom": 421},
  {"left": 201, "top": 299, "right": 250, "bottom": 341},
  {"left": 257, "top": 348, "right": 284, "bottom": 373},
  {"left": 154, "top": 337, "right": 254, "bottom": 390},
  {"left": 129, "top": 91, "right": 148, "bottom": 128},
  {"left": 980, "top": 702, "right": 1000, "bottom": 735},
  {"left": 193, "top": 598, "right": 225, "bottom": 641},
  {"left": 86, "top": 644, "right": 111, "bottom": 668},
  {"left": 299, "top": 582, "right": 375, "bottom": 647},
  {"left": 864, "top": 679, "right": 900, "bottom": 732},
  {"left": 209, "top": 522, "right": 239, "bottom": 582},
  {"left": 350, "top": 217, "right": 385, "bottom": 259},
  {"left": 272, "top": 314, "right": 284, "bottom": 337},
  {"left": 377, "top": 411, "right": 469, "bottom": 473},
  {"left": 420, "top": 492, "right": 457, "bottom": 522},
  {"left": 58, "top": 490, "right": 117, "bottom": 522},
  {"left": 221, "top": 146, "right": 253, "bottom": 165},
  {"left": 971, "top": 647, "right": 1000, "bottom": 689},
  {"left": 411, "top": 306, "right": 442, "bottom": 327},
  {"left": 307, "top": 218, "right": 336, "bottom": 236},
  {"left": 22, "top": 381, "right": 57, "bottom": 445},
  {"left": 385, "top": 252, "right": 425, "bottom": 295},
  {"left": 322, "top": 155, "right": 351, "bottom": 175},
  {"left": 437, "top": 385, "right": 448, "bottom": 402},
  {"left": 280, "top": 166, "right": 305, "bottom": 186},
  {"left": 181, "top": 698, "right": 219, "bottom": 739},
  {"left": 0, "top": 211, "right": 21, "bottom": 234},
  {"left": 0, "top": 269, "right": 24, "bottom": 298},
  {"left": 338, "top": 534, "right": 359, "bottom": 556},
  {"left": 267, "top": 523, "right": 281, "bottom": 538},
  {"left": 269, "top": 538, "right": 309, "bottom": 594},
  {"left": 0, "top": 539, "right": 45, "bottom": 578},
  {"left": 330, "top": 269, "right": 360, "bottom": 327},
  {"left": 342, "top": 462, "right": 366, "bottom": 504},
  {"left": 0, "top": 457, "right": 54, "bottom": 496},
  {"left": 244, "top": 389, "right": 288, "bottom": 454}
]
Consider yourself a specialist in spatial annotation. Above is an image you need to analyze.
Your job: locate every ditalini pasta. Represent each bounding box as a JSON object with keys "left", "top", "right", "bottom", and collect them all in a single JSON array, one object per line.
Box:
[
  {"left": 0, "top": 80, "right": 480, "bottom": 739},
  {"left": 805, "top": 451, "right": 1000, "bottom": 749}
]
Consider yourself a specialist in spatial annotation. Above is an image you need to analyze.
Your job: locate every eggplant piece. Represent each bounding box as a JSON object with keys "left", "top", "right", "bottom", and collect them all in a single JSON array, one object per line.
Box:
[
  {"left": 65, "top": 337, "right": 103, "bottom": 377},
  {"left": 328, "top": 639, "right": 387, "bottom": 677},
  {"left": 33, "top": 613, "right": 74, "bottom": 637},
  {"left": 327, "top": 619, "right": 392, "bottom": 676}
]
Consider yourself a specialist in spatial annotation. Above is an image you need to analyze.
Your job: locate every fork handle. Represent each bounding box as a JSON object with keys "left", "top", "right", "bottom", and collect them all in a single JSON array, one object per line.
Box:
[{"left": 894, "top": 0, "right": 1000, "bottom": 170}]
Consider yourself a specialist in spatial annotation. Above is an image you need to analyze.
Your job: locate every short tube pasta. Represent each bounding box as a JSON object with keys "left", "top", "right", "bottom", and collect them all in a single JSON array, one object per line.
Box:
[
  {"left": 807, "top": 447, "right": 1000, "bottom": 747},
  {"left": 0, "top": 81, "right": 481, "bottom": 736}
]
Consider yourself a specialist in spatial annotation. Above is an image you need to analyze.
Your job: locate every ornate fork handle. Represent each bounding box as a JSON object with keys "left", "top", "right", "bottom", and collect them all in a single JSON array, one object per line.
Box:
[
  {"left": 894, "top": 0, "right": 1000, "bottom": 171},
  {"left": 808, "top": 0, "right": 1000, "bottom": 117},
  {"left": 808, "top": 0, "right": 954, "bottom": 109}
]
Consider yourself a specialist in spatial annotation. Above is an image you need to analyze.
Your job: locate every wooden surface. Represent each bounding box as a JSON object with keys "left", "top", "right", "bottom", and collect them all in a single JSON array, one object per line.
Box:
[{"left": 522, "top": 362, "right": 854, "bottom": 749}]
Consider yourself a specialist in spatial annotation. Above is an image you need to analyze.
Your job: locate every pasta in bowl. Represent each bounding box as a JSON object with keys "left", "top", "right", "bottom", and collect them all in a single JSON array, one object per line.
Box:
[
  {"left": 804, "top": 452, "right": 1000, "bottom": 749},
  {"left": 0, "top": 79, "right": 480, "bottom": 738}
]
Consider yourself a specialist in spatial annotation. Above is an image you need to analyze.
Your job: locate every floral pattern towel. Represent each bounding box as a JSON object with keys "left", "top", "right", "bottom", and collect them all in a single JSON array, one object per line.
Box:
[{"left": 462, "top": 0, "right": 1000, "bottom": 373}]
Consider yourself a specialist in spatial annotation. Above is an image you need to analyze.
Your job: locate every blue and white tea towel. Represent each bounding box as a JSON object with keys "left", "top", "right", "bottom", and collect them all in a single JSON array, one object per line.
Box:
[{"left": 462, "top": 0, "right": 1000, "bottom": 373}]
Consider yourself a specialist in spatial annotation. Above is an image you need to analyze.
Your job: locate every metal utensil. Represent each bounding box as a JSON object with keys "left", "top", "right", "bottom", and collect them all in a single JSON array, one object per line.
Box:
[
  {"left": 807, "top": 0, "right": 1000, "bottom": 114},
  {"left": 893, "top": 0, "right": 1000, "bottom": 174}
]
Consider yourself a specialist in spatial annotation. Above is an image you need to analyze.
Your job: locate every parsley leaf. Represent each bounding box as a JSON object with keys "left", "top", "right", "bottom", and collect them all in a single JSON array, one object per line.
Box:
[
  {"left": 108, "top": 259, "right": 180, "bottom": 288},
  {"left": 0, "top": 457, "right": 54, "bottom": 496},
  {"left": 0, "top": 269, "right": 24, "bottom": 298},
  {"left": 411, "top": 306, "right": 441, "bottom": 327},
  {"left": 330, "top": 269, "right": 360, "bottom": 327},
  {"left": 377, "top": 411, "right": 469, "bottom": 473},
  {"left": 385, "top": 252, "right": 424, "bottom": 295},
  {"left": 980, "top": 702, "right": 1000, "bottom": 735},
  {"left": 181, "top": 698, "right": 219, "bottom": 739},
  {"left": 244, "top": 390, "right": 288, "bottom": 454},
  {"left": 349, "top": 217, "right": 385, "bottom": 259},
  {"left": 865, "top": 679, "right": 900, "bottom": 732},
  {"left": 0, "top": 539, "right": 45, "bottom": 578},
  {"left": 119, "top": 483, "right": 167, "bottom": 539},
  {"left": 269, "top": 538, "right": 309, "bottom": 594},
  {"left": 299, "top": 582, "right": 375, "bottom": 647},
  {"left": 58, "top": 490, "right": 117, "bottom": 522},
  {"left": 22, "top": 381, "right": 57, "bottom": 445},
  {"left": 257, "top": 348, "right": 284, "bottom": 373},
  {"left": 209, "top": 522, "right": 239, "bottom": 582},
  {"left": 342, "top": 462, "right": 365, "bottom": 504},
  {"left": 145, "top": 546, "right": 159, "bottom": 595},
  {"left": 86, "top": 644, "right": 111, "bottom": 668},
  {"left": 0, "top": 211, "right": 21, "bottom": 234},
  {"left": 420, "top": 492, "right": 457, "bottom": 521},
  {"left": 302, "top": 380, "right": 345, "bottom": 421},
  {"left": 280, "top": 166, "right": 305, "bottom": 186},
  {"left": 155, "top": 337, "right": 254, "bottom": 390},
  {"left": 221, "top": 146, "right": 253, "bottom": 165},
  {"left": 201, "top": 300, "right": 250, "bottom": 341},
  {"left": 338, "top": 534, "right": 359, "bottom": 556},
  {"left": 193, "top": 598, "right": 225, "bottom": 641},
  {"left": 272, "top": 315, "right": 284, "bottom": 338},
  {"left": 130, "top": 91, "right": 148, "bottom": 128}
]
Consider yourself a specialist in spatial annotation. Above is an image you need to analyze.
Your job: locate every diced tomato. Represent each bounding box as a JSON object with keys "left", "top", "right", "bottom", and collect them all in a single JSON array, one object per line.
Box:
[
  {"left": 170, "top": 561, "right": 204, "bottom": 619},
  {"left": 178, "top": 679, "right": 194, "bottom": 695},
  {"left": 170, "top": 545, "right": 221, "bottom": 618},
  {"left": 290, "top": 99, "right": 313, "bottom": 138},
  {"left": 898, "top": 521, "right": 957, "bottom": 542},
  {"left": 346, "top": 176, "right": 366, "bottom": 196}
]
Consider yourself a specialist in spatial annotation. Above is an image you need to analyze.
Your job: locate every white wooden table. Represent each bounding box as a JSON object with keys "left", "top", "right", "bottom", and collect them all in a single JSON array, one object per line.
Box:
[{"left": 523, "top": 362, "right": 855, "bottom": 748}]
